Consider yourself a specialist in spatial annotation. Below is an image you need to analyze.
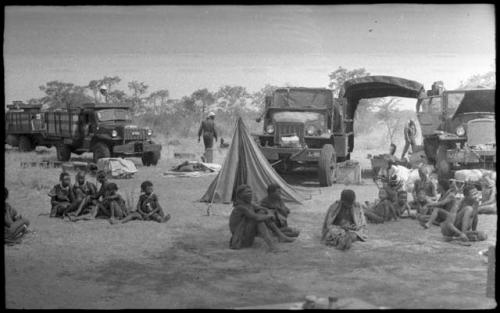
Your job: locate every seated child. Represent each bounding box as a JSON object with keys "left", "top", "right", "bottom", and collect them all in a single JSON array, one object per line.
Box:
[
  {"left": 136, "top": 180, "right": 171, "bottom": 223},
  {"left": 105, "top": 183, "right": 142, "bottom": 224},
  {"left": 363, "top": 188, "right": 398, "bottom": 223},
  {"left": 5, "top": 187, "right": 31, "bottom": 244},
  {"left": 48, "top": 172, "right": 75, "bottom": 218},
  {"left": 259, "top": 184, "right": 300, "bottom": 238},
  {"left": 411, "top": 189, "right": 432, "bottom": 219},
  {"left": 478, "top": 173, "right": 496, "bottom": 215},
  {"left": 394, "top": 190, "right": 412, "bottom": 218}
]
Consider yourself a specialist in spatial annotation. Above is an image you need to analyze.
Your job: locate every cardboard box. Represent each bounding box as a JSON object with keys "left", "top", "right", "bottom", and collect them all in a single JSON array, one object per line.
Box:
[{"left": 336, "top": 161, "right": 361, "bottom": 185}]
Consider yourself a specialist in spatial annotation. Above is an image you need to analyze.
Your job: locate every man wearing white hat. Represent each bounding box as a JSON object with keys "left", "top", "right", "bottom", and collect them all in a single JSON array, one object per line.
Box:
[
  {"left": 97, "top": 85, "right": 108, "bottom": 104},
  {"left": 198, "top": 112, "right": 218, "bottom": 162}
]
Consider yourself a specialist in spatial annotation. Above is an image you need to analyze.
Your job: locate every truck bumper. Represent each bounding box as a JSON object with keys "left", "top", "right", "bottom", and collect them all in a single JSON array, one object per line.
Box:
[
  {"left": 259, "top": 146, "right": 321, "bottom": 162},
  {"left": 113, "top": 141, "right": 162, "bottom": 156},
  {"left": 447, "top": 148, "right": 496, "bottom": 164}
]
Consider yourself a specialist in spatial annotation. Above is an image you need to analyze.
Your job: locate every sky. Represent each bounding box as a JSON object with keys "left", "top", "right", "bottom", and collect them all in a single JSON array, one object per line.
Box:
[{"left": 3, "top": 5, "right": 496, "bottom": 109}]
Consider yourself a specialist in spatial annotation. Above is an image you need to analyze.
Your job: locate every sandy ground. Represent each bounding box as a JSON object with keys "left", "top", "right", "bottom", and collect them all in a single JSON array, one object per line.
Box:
[{"left": 4, "top": 144, "right": 497, "bottom": 309}]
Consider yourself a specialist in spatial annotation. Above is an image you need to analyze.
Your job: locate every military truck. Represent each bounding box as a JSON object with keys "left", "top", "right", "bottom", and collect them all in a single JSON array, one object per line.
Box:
[
  {"left": 5, "top": 101, "right": 162, "bottom": 166},
  {"left": 416, "top": 84, "right": 496, "bottom": 177},
  {"left": 253, "top": 87, "right": 348, "bottom": 186}
]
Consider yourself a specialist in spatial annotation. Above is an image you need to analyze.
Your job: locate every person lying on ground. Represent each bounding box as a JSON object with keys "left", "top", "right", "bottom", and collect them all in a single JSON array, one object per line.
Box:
[
  {"left": 229, "top": 184, "right": 295, "bottom": 252},
  {"left": 66, "top": 171, "right": 98, "bottom": 221},
  {"left": 394, "top": 190, "right": 412, "bottom": 218},
  {"left": 136, "top": 180, "right": 171, "bottom": 223},
  {"left": 420, "top": 178, "right": 458, "bottom": 229},
  {"left": 441, "top": 184, "right": 487, "bottom": 243},
  {"left": 259, "top": 183, "right": 300, "bottom": 238},
  {"left": 48, "top": 172, "right": 75, "bottom": 218},
  {"left": 321, "top": 189, "right": 367, "bottom": 250},
  {"left": 363, "top": 188, "right": 398, "bottom": 224},
  {"left": 478, "top": 173, "right": 496, "bottom": 215},
  {"left": 5, "top": 187, "right": 30, "bottom": 244},
  {"left": 105, "top": 183, "right": 142, "bottom": 225},
  {"left": 412, "top": 166, "right": 438, "bottom": 202}
]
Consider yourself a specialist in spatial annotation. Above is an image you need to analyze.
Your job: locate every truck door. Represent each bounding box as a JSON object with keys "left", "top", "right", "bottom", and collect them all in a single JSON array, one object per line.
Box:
[{"left": 416, "top": 96, "right": 442, "bottom": 136}]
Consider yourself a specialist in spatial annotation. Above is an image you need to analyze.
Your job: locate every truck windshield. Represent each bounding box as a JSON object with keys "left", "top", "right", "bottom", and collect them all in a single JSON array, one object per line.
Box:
[
  {"left": 96, "top": 109, "right": 131, "bottom": 122},
  {"left": 272, "top": 111, "right": 326, "bottom": 128}
]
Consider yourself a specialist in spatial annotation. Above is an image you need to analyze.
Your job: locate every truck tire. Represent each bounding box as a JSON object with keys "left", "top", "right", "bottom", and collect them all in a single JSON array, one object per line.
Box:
[
  {"left": 56, "top": 144, "right": 72, "bottom": 162},
  {"left": 141, "top": 152, "right": 153, "bottom": 166},
  {"left": 18, "top": 136, "right": 34, "bottom": 152},
  {"left": 318, "top": 144, "right": 336, "bottom": 187},
  {"left": 92, "top": 142, "right": 111, "bottom": 163},
  {"left": 436, "top": 144, "right": 451, "bottom": 179},
  {"left": 6, "top": 135, "right": 19, "bottom": 147},
  {"left": 151, "top": 151, "right": 161, "bottom": 166}
]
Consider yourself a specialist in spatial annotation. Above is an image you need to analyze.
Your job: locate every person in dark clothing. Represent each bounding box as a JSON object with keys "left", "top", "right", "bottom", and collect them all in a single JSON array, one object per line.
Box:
[
  {"left": 401, "top": 119, "right": 417, "bottom": 160},
  {"left": 198, "top": 112, "right": 218, "bottom": 162}
]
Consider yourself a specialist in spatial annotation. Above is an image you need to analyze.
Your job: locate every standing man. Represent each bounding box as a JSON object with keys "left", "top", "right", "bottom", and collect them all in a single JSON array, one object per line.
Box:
[
  {"left": 198, "top": 112, "right": 218, "bottom": 163},
  {"left": 401, "top": 119, "right": 417, "bottom": 160},
  {"left": 97, "top": 85, "right": 108, "bottom": 104}
]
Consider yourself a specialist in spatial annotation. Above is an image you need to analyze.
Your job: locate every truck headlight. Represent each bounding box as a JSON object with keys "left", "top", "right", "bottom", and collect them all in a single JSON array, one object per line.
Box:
[
  {"left": 266, "top": 124, "right": 275, "bottom": 134},
  {"left": 111, "top": 130, "right": 118, "bottom": 137},
  {"left": 306, "top": 125, "right": 316, "bottom": 136},
  {"left": 456, "top": 126, "right": 465, "bottom": 136},
  {"left": 147, "top": 128, "right": 153, "bottom": 136}
]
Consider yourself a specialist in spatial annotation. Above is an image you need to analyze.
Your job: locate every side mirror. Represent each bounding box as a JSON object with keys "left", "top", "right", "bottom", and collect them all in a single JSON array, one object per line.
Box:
[{"left": 256, "top": 117, "right": 262, "bottom": 123}]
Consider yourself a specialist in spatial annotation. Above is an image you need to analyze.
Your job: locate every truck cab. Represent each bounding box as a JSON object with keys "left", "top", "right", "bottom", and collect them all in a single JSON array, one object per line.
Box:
[
  {"left": 416, "top": 86, "right": 496, "bottom": 177},
  {"left": 254, "top": 87, "right": 348, "bottom": 186}
]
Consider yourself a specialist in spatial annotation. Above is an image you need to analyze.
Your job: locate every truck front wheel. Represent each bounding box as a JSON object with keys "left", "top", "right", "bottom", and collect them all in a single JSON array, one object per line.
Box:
[
  {"left": 56, "top": 144, "right": 72, "bottom": 162},
  {"left": 93, "top": 142, "right": 111, "bottom": 163},
  {"left": 6, "top": 135, "right": 19, "bottom": 147},
  {"left": 318, "top": 144, "right": 336, "bottom": 187},
  {"left": 151, "top": 151, "right": 161, "bottom": 166},
  {"left": 18, "top": 136, "right": 34, "bottom": 152}
]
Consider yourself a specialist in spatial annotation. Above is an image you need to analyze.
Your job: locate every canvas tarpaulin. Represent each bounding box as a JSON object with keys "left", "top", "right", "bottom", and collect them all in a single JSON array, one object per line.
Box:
[
  {"left": 200, "top": 117, "right": 305, "bottom": 204},
  {"left": 272, "top": 88, "right": 333, "bottom": 109},
  {"left": 97, "top": 158, "right": 137, "bottom": 178}
]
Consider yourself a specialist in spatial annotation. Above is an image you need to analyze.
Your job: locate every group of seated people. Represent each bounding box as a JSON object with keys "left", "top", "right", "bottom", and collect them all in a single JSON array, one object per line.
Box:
[
  {"left": 47, "top": 170, "right": 171, "bottom": 224},
  {"left": 228, "top": 166, "right": 495, "bottom": 252}
]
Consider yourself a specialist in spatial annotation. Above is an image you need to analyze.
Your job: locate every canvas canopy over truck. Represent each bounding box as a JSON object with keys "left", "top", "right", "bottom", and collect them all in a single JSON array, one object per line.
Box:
[
  {"left": 340, "top": 75, "right": 426, "bottom": 154},
  {"left": 5, "top": 101, "right": 162, "bottom": 166},
  {"left": 253, "top": 87, "right": 346, "bottom": 186},
  {"left": 416, "top": 87, "right": 496, "bottom": 177}
]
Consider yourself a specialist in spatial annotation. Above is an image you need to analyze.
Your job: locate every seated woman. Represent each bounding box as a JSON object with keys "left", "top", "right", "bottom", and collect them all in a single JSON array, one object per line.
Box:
[
  {"left": 67, "top": 171, "right": 98, "bottom": 221},
  {"left": 478, "top": 174, "right": 496, "bottom": 215},
  {"left": 363, "top": 188, "right": 398, "bottom": 224},
  {"left": 5, "top": 188, "right": 31, "bottom": 244},
  {"left": 259, "top": 184, "right": 300, "bottom": 238},
  {"left": 229, "top": 184, "right": 295, "bottom": 252},
  {"left": 321, "top": 189, "right": 367, "bottom": 250},
  {"left": 48, "top": 172, "right": 75, "bottom": 218}
]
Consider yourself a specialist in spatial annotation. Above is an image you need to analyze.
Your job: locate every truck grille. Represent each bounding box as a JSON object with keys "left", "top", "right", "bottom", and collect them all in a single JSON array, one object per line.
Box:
[
  {"left": 275, "top": 122, "right": 304, "bottom": 146},
  {"left": 124, "top": 128, "right": 148, "bottom": 141},
  {"left": 467, "top": 119, "right": 495, "bottom": 147}
]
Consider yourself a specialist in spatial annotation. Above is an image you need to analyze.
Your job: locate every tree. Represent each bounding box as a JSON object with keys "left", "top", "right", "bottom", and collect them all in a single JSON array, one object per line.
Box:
[
  {"left": 458, "top": 71, "right": 496, "bottom": 89},
  {"left": 127, "top": 81, "right": 149, "bottom": 112},
  {"left": 375, "top": 98, "right": 402, "bottom": 143},
  {"left": 215, "top": 85, "right": 251, "bottom": 113},
  {"left": 190, "top": 88, "right": 215, "bottom": 119},
  {"left": 251, "top": 84, "right": 279, "bottom": 111},
  {"left": 148, "top": 89, "right": 170, "bottom": 114},
  {"left": 88, "top": 76, "right": 121, "bottom": 102},
  {"left": 38, "top": 81, "right": 92, "bottom": 109},
  {"left": 328, "top": 66, "right": 370, "bottom": 97}
]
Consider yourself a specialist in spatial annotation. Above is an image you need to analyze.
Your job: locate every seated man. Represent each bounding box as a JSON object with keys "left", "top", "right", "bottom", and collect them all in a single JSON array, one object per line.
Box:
[
  {"left": 67, "top": 171, "right": 98, "bottom": 221},
  {"left": 420, "top": 178, "right": 458, "bottom": 229},
  {"left": 259, "top": 184, "right": 300, "bottom": 238},
  {"left": 48, "top": 172, "right": 75, "bottom": 218},
  {"left": 478, "top": 173, "right": 496, "bottom": 215},
  {"left": 5, "top": 187, "right": 31, "bottom": 244},
  {"left": 441, "top": 184, "right": 487, "bottom": 243},
  {"left": 321, "top": 189, "right": 367, "bottom": 250},
  {"left": 363, "top": 188, "right": 398, "bottom": 224},
  {"left": 229, "top": 184, "right": 295, "bottom": 252}
]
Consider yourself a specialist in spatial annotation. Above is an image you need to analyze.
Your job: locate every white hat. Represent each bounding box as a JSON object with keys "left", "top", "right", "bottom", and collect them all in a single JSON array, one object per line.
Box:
[
  {"left": 208, "top": 112, "right": 216, "bottom": 117},
  {"left": 99, "top": 85, "right": 108, "bottom": 91}
]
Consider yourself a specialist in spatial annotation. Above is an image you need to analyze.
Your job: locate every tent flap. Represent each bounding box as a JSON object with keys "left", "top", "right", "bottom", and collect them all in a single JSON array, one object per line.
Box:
[{"left": 200, "top": 118, "right": 305, "bottom": 204}]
